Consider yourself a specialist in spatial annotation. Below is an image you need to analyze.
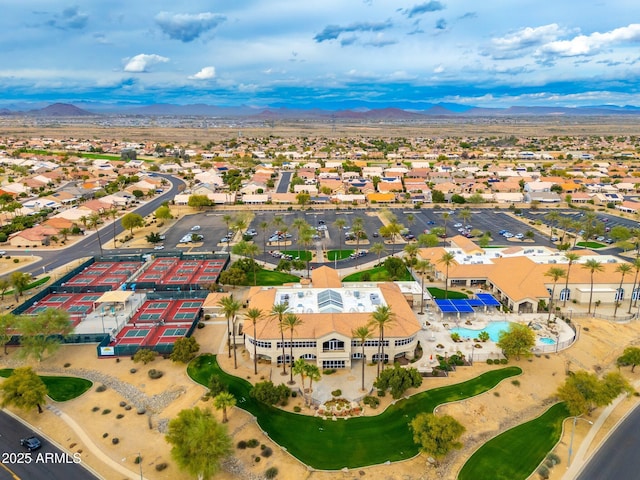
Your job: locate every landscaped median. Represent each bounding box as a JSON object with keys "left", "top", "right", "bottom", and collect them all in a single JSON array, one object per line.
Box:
[
  {"left": 188, "top": 354, "right": 521, "bottom": 470},
  {"left": 0, "top": 368, "right": 93, "bottom": 401},
  {"left": 459, "top": 402, "right": 569, "bottom": 480}
]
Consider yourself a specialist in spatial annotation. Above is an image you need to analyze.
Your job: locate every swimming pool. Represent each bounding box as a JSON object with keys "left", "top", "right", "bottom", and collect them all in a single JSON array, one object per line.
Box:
[
  {"left": 539, "top": 336, "right": 557, "bottom": 345},
  {"left": 450, "top": 321, "right": 513, "bottom": 342}
]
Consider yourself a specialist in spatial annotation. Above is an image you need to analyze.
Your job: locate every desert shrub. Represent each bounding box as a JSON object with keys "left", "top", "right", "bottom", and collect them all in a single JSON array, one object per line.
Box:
[
  {"left": 331, "top": 389, "right": 342, "bottom": 397},
  {"left": 197, "top": 322, "right": 205, "bottom": 329},
  {"left": 124, "top": 405, "right": 132, "bottom": 411},
  {"left": 155, "top": 463, "right": 168, "bottom": 472},
  {"left": 137, "top": 407, "right": 146, "bottom": 415},
  {"left": 13, "top": 258, "right": 19, "bottom": 264},
  {"left": 500, "top": 358, "right": 508, "bottom": 364},
  {"left": 102, "top": 433, "right": 108, "bottom": 438},
  {"left": 247, "top": 439, "right": 260, "bottom": 448},
  {"left": 116, "top": 414, "right": 124, "bottom": 419},
  {"left": 134, "top": 456, "right": 142, "bottom": 464},
  {"left": 265, "top": 467, "right": 279, "bottom": 479},
  {"left": 254, "top": 456, "right": 261, "bottom": 463},
  {"left": 64, "top": 363, "right": 71, "bottom": 368},
  {"left": 237, "top": 440, "right": 248, "bottom": 449},
  {"left": 261, "top": 447, "right": 273, "bottom": 458},
  {"left": 96, "top": 384, "right": 107, "bottom": 392},
  {"left": 133, "top": 349, "right": 157, "bottom": 365},
  {"left": 102, "top": 409, "right": 111, "bottom": 415},
  {"left": 148, "top": 369, "right": 163, "bottom": 379},
  {"left": 92, "top": 406, "right": 100, "bottom": 412},
  {"left": 511, "top": 379, "right": 521, "bottom": 387},
  {"left": 112, "top": 438, "right": 119, "bottom": 445},
  {"left": 493, "top": 391, "right": 500, "bottom": 397},
  {"left": 486, "top": 358, "right": 494, "bottom": 365},
  {"left": 119, "top": 401, "right": 127, "bottom": 407},
  {"left": 323, "top": 369, "right": 336, "bottom": 375},
  {"left": 204, "top": 314, "right": 211, "bottom": 320},
  {"left": 293, "top": 405, "right": 301, "bottom": 412},
  {"left": 130, "top": 368, "right": 137, "bottom": 374},
  {"left": 291, "top": 391, "right": 297, "bottom": 398},
  {"left": 537, "top": 465, "right": 549, "bottom": 479},
  {"left": 362, "top": 396, "right": 380, "bottom": 408},
  {"left": 546, "top": 453, "right": 561, "bottom": 466}
]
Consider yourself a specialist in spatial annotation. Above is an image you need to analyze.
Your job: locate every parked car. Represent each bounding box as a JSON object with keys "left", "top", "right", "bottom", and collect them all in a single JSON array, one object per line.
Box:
[
  {"left": 153, "top": 245, "right": 165, "bottom": 250},
  {"left": 21, "top": 436, "right": 42, "bottom": 451},
  {"left": 190, "top": 225, "right": 201, "bottom": 231}
]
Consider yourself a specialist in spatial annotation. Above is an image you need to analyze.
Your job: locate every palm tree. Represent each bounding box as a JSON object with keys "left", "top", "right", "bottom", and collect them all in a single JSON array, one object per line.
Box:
[
  {"left": 582, "top": 259, "right": 604, "bottom": 314},
  {"left": 88, "top": 212, "right": 104, "bottom": 256},
  {"left": 562, "top": 252, "right": 580, "bottom": 307},
  {"left": 292, "top": 218, "right": 308, "bottom": 259},
  {"left": 370, "top": 242, "right": 387, "bottom": 265},
  {"left": 544, "top": 267, "right": 567, "bottom": 323},
  {"left": 352, "top": 216, "right": 365, "bottom": 255},
  {"left": 259, "top": 220, "right": 269, "bottom": 254},
  {"left": 271, "top": 302, "right": 289, "bottom": 375},
  {"left": 459, "top": 208, "right": 472, "bottom": 227},
  {"left": 352, "top": 324, "right": 373, "bottom": 391},
  {"left": 369, "top": 305, "right": 395, "bottom": 377},
  {"left": 403, "top": 243, "right": 419, "bottom": 275},
  {"left": 108, "top": 208, "right": 119, "bottom": 248},
  {"left": 213, "top": 391, "right": 236, "bottom": 423},
  {"left": 283, "top": 313, "right": 303, "bottom": 384},
  {"left": 59, "top": 227, "right": 71, "bottom": 243},
  {"left": 438, "top": 252, "right": 456, "bottom": 300},
  {"left": 386, "top": 220, "right": 403, "bottom": 255},
  {"left": 545, "top": 211, "right": 560, "bottom": 241},
  {"left": 415, "top": 259, "right": 431, "bottom": 314},
  {"left": 222, "top": 214, "right": 233, "bottom": 234},
  {"left": 272, "top": 215, "right": 285, "bottom": 250},
  {"left": 614, "top": 263, "right": 633, "bottom": 317},
  {"left": 628, "top": 257, "right": 640, "bottom": 313},
  {"left": 558, "top": 216, "right": 574, "bottom": 245},
  {"left": 333, "top": 218, "right": 347, "bottom": 269},
  {"left": 441, "top": 212, "right": 450, "bottom": 246},
  {"left": 305, "top": 364, "right": 321, "bottom": 398},
  {"left": 245, "top": 308, "right": 264, "bottom": 375},
  {"left": 299, "top": 226, "right": 315, "bottom": 278},
  {"left": 233, "top": 241, "right": 260, "bottom": 285},
  {"left": 217, "top": 296, "right": 242, "bottom": 364},
  {"left": 293, "top": 357, "right": 307, "bottom": 392},
  {"left": 406, "top": 213, "right": 416, "bottom": 231}
]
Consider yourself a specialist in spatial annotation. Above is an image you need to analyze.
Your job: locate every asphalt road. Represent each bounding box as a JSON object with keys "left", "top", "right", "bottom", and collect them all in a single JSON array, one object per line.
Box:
[
  {"left": 276, "top": 171, "right": 292, "bottom": 193},
  {"left": 0, "top": 411, "right": 97, "bottom": 480},
  {"left": 576, "top": 403, "right": 640, "bottom": 480}
]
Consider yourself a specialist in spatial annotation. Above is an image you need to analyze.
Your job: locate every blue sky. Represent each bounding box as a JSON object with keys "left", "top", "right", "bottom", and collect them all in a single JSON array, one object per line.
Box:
[{"left": 2, "top": 1, "right": 640, "bottom": 109}]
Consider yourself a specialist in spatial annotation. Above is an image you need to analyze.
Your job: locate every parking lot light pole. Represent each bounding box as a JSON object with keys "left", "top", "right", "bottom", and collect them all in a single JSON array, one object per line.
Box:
[{"left": 567, "top": 416, "right": 593, "bottom": 468}]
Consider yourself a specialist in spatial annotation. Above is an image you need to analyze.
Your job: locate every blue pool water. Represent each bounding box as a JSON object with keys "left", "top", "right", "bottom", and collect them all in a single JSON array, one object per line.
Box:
[
  {"left": 539, "top": 336, "right": 557, "bottom": 345},
  {"left": 450, "top": 321, "right": 513, "bottom": 342}
]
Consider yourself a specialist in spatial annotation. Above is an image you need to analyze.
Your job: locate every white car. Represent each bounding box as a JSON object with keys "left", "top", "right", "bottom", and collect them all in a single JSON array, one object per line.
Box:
[
  {"left": 191, "top": 225, "right": 201, "bottom": 231},
  {"left": 154, "top": 245, "right": 165, "bottom": 250},
  {"left": 515, "top": 233, "right": 524, "bottom": 239},
  {"left": 454, "top": 223, "right": 463, "bottom": 228}
]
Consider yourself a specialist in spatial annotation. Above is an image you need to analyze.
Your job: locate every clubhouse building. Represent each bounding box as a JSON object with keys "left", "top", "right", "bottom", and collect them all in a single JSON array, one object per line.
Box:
[{"left": 244, "top": 266, "right": 421, "bottom": 369}]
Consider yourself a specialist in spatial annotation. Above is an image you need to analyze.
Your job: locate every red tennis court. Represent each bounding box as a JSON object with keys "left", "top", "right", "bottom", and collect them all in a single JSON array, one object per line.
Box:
[
  {"left": 64, "top": 261, "right": 143, "bottom": 289},
  {"left": 24, "top": 293, "right": 102, "bottom": 327},
  {"left": 136, "top": 257, "right": 226, "bottom": 286}
]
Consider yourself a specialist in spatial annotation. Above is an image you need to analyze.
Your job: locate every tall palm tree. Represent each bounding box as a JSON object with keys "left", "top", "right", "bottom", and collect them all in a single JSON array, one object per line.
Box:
[
  {"left": 88, "top": 212, "right": 104, "bottom": 256},
  {"left": 562, "top": 252, "right": 580, "bottom": 307},
  {"left": 582, "top": 259, "right": 603, "bottom": 314},
  {"left": 222, "top": 214, "right": 233, "bottom": 233},
  {"left": 614, "top": 263, "right": 633, "bottom": 317},
  {"left": 213, "top": 391, "right": 236, "bottom": 423},
  {"left": 108, "top": 208, "right": 119, "bottom": 249},
  {"left": 386, "top": 220, "right": 403, "bottom": 255},
  {"left": 217, "top": 296, "right": 242, "bottom": 364},
  {"left": 438, "top": 252, "right": 456, "bottom": 300},
  {"left": 352, "top": 324, "right": 373, "bottom": 391},
  {"left": 245, "top": 308, "right": 264, "bottom": 375},
  {"left": 306, "top": 364, "right": 321, "bottom": 399},
  {"left": 369, "top": 305, "right": 395, "bottom": 377},
  {"left": 558, "top": 216, "right": 574, "bottom": 245},
  {"left": 415, "top": 259, "right": 431, "bottom": 314},
  {"left": 283, "top": 313, "right": 303, "bottom": 384},
  {"left": 628, "top": 257, "right": 640, "bottom": 313},
  {"left": 292, "top": 218, "right": 308, "bottom": 259},
  {"left": 333, "top": 218, "right": 347, "bottom": 269},
  {"left": 545, "top": 211, "right": 560, "bottom": 241},
  {"left": 352, "top": 216, "right": 365, "bottom": 255},
  {"left": 370, "top": 242, "right": 387, "bottom": 266},
  {"left": 271, "top": 302, "right": 289, "bottom": 375},
  {"left": 403, "top": 243, "right": 419, "bottom": 275},
  {"left": 441, "top": 212, "right": 450, "bottom": 246},
  {"left": 272, "top": 215, "right": 285, "bottom": 250},
  {"left": 544, "top": 267, "right": 567, "bottom": 323},
  {"left": 232, "top": 241, "right": 260, "bottom": 285},
  {"left": 459, "top": 208, "right": 472, "bottom": 227},
  {"left": 299, "top": 226, "right": 315, "bottom": 278},
  {"left": 259, "top": 220, "right": 269, "bottom": 254}
]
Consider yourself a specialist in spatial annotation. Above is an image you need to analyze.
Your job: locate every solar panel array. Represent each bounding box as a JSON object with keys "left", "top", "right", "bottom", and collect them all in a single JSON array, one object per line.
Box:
[{"left": 435, "top": 294, "right": 500, "bottom": 313}]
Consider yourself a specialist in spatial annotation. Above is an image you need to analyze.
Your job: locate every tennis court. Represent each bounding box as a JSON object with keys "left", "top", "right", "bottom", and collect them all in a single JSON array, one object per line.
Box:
[
  {"left": 136, "top": 257, "right": 225, "bottom": 286},
  {"left": 124, "top": 328, "right": 151, "bottom": 338},
  {"left": 65, "top": 261, "right": 143, "bottom": 288},
  {"left": 162, "top": 327, "right": 188, "bottom": 337}
]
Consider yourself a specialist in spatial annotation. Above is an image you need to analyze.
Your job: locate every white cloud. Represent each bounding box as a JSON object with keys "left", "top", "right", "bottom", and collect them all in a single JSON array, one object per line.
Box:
[
  {"left": 538, "top": 23, "right": 640, "bottom": 57},
  {"left": 123, "top": 54, "right": 169, "bottom": 73},
  {"left": 155, "top": 12, "right": 226, "bottom": 42},
  {"left": 188, "top": 66, "right": 216, "bottom": 80},
  {"left": 491, "top": 24, "right": 567, "bottom": 53},
  {"left": 433, "top": 65, "right": 444, "bottom": 73}
]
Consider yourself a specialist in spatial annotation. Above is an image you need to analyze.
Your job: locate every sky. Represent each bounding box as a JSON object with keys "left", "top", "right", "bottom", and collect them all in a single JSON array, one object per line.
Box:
[{"left": 2, "top": 1, "right": 640, "bottom": 109}]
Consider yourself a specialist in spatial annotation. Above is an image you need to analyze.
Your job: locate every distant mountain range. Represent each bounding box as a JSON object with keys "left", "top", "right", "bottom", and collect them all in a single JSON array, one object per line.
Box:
[{"left": 2, "top": 102, "right": 640, "bottom": 119}]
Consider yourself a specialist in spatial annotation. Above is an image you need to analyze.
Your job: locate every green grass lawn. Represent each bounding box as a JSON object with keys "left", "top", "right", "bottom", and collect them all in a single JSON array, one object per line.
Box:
[
  {"left": 254, "top": 269, "right": 300, "bottom": 286},
  {"left": 342, "top": 265, "right": 412, "bottom": 282},
  {"left": 427, "top": 287, "right": 469, "bottom": 299},
  {"left": 576, "top": 241, "right": 605, "bottom": 249},
  {"left": 459, "top": 402, "right": 569, "bottom": 480},
  {"left": 5, "top": 276, "right": 51, "bottom": 297},
  {"left": 278, "top": 250, "right": 312, "bottom": 261},
  {"left": 327, "top": 249, "right": 355, "bottom": 261},
  {"left": 188, "top": 354, "right": 521, "bottom": 470},
  {"left": 0, "top": 369, "right": 93, "bottom": 402}
]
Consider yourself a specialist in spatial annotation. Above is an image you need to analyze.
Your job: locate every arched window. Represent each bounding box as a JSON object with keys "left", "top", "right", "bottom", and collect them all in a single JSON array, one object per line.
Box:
[
  {"left": 559, "top": 288, "right": 570, "bottom": 301},
  {"left": 615, "top": 288, "right": 624, "bottom": 301}
]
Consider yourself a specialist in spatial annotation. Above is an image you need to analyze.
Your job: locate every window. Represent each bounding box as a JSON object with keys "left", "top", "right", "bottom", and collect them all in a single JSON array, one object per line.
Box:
[
  {"left": 352, "top": 352, "right": 363, "bottom": 359},
  {"left": 615, "top": 288, "right": 624, "bottom": 301},
  {"left": 249, "top": 339, "right": 272, "bottom": 348},
  {"left": 371, "top": 353, "right": 388, "bottom": 362},
  {"left": 322, "top": 360, "right": 345, "bottom": 369},
  {"left": 323, "top": 338, "right": 345, "bottom": 351},
  {"left": 559, "top": 288, "right": 570, "bottom": 301},
  {"left": 351, "top": 339, "right": 388, "bottom": 347},
  {"left": 633, "top": 288, "right": 640, "bottom": 301},
  {"left": 395, "top": 335, "right": 416, "bottom": 347},
  {"left": 300, "top": 353, "right": 316, "bottom": 360},
  {"left": 317, "top": 289, "right": 344, "bottom": 313},
  {"left": 277, "top": 341, "right": 316, "bottom": 349},
  {"left": 277, "top": 354, "right": 293, "bottom": 365}
]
